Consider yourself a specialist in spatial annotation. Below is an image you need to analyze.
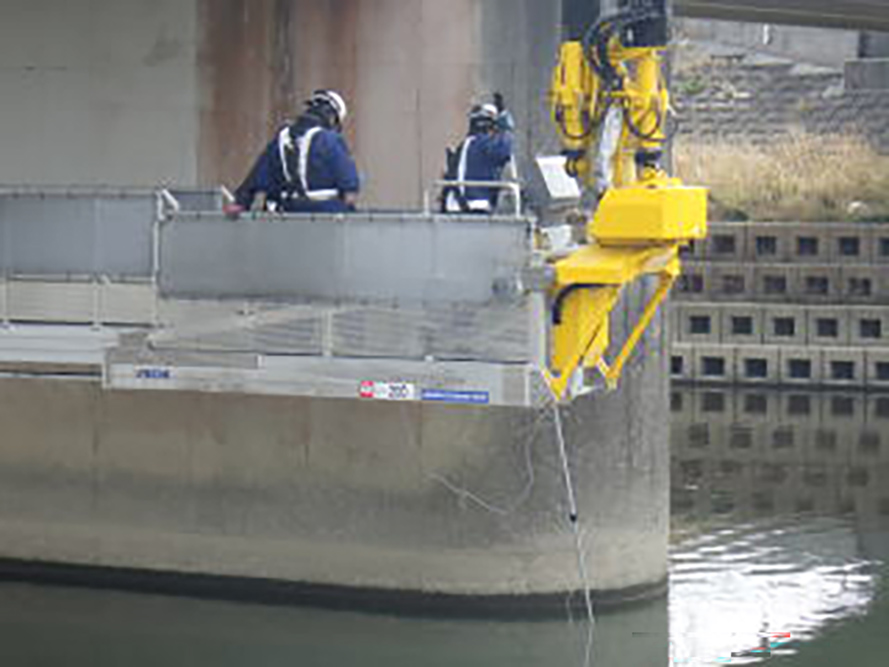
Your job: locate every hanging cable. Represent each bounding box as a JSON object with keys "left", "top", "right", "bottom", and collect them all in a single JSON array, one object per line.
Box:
[{"left": 552, "top": 402, "right": 595, "bottom": 626}]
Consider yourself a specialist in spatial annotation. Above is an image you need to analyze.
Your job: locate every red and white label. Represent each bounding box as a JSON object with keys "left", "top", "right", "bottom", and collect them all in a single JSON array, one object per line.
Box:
[{"left": 358, "top": 381, "right": 417, "bottom": 402}]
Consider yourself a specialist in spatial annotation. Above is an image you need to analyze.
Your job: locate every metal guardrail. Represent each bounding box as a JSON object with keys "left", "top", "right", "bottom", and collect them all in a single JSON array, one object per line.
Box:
[
  {"left": 423, "top": 180, "right": 523, "bottom": 218},
  {"left": 159, "top": 187, "right": 234, "bottom": 216},
  {"left": 0, "top": 189, "right": 158, "bottom": 279},
  {"left": 0, "top": 187, "right": 230, "bottom": 326},
  {"left": 157, "top": 211, "right": 534, "bottom": 305},
  {"left": 0, "top": 188, "right": 539, "bottom": 358},
  {"left": 0, "top": 185, "right": 550, "bottom": 402}
]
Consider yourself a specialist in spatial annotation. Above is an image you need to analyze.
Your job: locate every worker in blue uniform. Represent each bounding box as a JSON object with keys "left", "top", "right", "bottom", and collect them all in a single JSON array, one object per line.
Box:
[
  {"left": 442, "top": 95, "right": 515, "bottom": 214},
  {"left": 228, "top": 90, "right": 360, "bottom": 215}
]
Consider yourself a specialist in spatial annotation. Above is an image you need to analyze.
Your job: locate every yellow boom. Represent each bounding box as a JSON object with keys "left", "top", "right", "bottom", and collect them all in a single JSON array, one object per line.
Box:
[{"left": 545, "top": 3, "right": 708, "bottom": 400}]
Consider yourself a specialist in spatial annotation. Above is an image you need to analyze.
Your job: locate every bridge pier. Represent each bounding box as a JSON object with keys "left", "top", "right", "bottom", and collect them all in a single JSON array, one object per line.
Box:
[{"left": 0, "top": 314, "right": 668, "bottom": 614}]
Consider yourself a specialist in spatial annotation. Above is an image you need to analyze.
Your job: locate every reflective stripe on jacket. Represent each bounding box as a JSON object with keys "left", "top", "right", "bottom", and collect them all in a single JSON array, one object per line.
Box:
[
  {"left": 446, "top": 131, "right": 513, "bottom": 213},
  {"left": 235, "top": 120, "right": 359, "bottom": 213}
]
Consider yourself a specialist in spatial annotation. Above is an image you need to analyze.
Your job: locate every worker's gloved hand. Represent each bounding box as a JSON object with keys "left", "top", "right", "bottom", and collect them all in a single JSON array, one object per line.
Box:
[
  {"left": 223, "top": 202, "right": 245, "bottom": 218},
  {"left": 497, "top": 110, "right": 515, "bottom": 133}
]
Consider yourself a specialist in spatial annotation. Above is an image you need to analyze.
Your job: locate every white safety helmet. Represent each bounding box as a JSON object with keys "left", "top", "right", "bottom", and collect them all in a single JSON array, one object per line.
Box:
[
  {"left": 310, "top": 89, "right": 348, "bottom": 125},
  {"left": 468, "top": 102, "right": 498, "bottom": 133},
  {"left": 469, "top": 103, "right": 498, "bottom": 123}
]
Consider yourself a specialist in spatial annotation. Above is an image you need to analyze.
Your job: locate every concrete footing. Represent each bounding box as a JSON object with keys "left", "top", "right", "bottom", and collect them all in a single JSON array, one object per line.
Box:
[{"left": 0, "top": 354, "right": 668, "bottom": 614}]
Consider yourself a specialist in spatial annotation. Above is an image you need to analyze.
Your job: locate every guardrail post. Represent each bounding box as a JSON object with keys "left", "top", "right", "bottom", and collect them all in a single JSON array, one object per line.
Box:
[
  {"left": 1, "top": 273, "right": 9, "bottom": 329},
  {"left": 91, "top": 276, "right": 103, "bottom": 330}
]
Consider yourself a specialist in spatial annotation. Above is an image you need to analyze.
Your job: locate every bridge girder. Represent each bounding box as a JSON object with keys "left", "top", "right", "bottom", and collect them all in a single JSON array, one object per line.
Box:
[{"left": 675, "top": 1, "right": 889, "bottom": 32}]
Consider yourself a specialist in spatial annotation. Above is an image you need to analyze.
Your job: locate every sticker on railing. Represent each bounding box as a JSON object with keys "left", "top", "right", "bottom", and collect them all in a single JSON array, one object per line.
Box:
[
  {"left": 358, "top": 381, "right": 417, "bottom": 401},
  {"left": 135, "top": 367, "right": 173, "bottom": 381},
  {"left": 421, "top": 389, "right": 490, "bottom": 405}
]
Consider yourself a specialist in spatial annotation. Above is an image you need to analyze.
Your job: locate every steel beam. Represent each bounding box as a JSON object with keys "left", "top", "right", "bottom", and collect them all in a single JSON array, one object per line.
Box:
[{"left": 675, "top": 0, "right": 889, "bottom": 32}]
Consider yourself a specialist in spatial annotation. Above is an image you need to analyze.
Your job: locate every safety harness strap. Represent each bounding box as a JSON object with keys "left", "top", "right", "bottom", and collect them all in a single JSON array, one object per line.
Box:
[
  {"left": 456, "top": 137, "right": 492, "bottom": 212},
  {"left": 279, "top": 126, "right": 339, "bottom": 203},
  {"left": 297, "top": 127, "right": 339, "bottom": 202}
]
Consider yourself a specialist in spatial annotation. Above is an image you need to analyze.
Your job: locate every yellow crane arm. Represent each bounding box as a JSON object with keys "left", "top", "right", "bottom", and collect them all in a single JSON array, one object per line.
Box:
[{"left": 545, "top": 1, "right": 708, "bottom": 401}]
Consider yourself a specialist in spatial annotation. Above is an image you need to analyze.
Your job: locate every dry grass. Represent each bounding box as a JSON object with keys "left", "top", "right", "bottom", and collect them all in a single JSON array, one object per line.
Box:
[{"left": 674, "top": 131, "right": 889, "bottom": 222}]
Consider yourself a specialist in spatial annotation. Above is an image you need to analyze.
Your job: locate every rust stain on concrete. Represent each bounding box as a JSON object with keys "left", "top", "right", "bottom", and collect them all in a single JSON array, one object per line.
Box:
[
  {"left": 291, "top": 1, "right": 359, "bottom": 146},
  {"left": 198, "top": 0, "right": 275, "bottom": 186},
  {"left": 199, "top": 0, "right": 360, "bottom": 189},
  {"left": 197, "top": 0, "right": 489, "bottom": 206},
  {"left": 271, "top": 0, "right": 297, "bottom": 125}
]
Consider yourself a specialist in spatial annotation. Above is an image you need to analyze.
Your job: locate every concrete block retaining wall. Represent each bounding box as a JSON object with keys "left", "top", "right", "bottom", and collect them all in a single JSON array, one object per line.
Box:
[{"left": 671, "top": 221, "right": 889, "bottom": 387}]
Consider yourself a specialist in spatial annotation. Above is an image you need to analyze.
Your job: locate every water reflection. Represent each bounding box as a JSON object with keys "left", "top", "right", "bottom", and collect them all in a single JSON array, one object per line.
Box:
[
  {"left": 670, "top": 388, "right": 889, "bottom": 524},
  {"left": 670, "top": 518, "right": 880, "bottom": 665},
  {"left": 669, "top": 387, "right": 889, "bottom": 665}
]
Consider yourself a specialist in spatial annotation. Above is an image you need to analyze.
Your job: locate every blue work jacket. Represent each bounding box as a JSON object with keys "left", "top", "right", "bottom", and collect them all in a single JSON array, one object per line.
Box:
[
  {"left": 234, "top": 119, "right": 360, "bottom": 214},
  {"left": 460, "top": 130, "right": 514, "bottom": 211}
]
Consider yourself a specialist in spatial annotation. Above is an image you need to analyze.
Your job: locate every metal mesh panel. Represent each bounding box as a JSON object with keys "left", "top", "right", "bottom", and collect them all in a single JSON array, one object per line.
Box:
[
  {"left": 330, "top": 303, "right": 531, "bottom": 362},
  {"left": 250, "top": 317, "right": 325, "bottom": 355},
  {"left": 151, "top": 299, "right": 533, "bottom": 365}
]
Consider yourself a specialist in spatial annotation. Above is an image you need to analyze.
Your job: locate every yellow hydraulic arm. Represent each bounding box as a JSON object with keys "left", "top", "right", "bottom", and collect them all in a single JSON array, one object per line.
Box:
[{"left": 545, "top": 0, "right": 708, "bottom": 401}]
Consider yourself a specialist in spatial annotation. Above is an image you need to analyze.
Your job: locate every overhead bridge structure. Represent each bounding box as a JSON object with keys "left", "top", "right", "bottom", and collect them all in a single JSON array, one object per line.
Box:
[{"left": 675, "top": 0, "right": 889, "bottom": 32}]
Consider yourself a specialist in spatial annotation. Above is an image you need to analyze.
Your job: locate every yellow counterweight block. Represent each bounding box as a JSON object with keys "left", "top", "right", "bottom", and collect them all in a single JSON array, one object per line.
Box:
[{"left": 592, "top": 180, "right": 708, "bottom": 246}]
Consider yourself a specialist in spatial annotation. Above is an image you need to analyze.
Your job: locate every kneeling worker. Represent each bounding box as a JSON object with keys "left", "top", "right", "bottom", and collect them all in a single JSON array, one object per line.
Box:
[
  {"left": 442, "top": 95, "right": 514, "bottom": 214},
  {"left": 228, "top": 90, "right": 360, "bottom": 214}
]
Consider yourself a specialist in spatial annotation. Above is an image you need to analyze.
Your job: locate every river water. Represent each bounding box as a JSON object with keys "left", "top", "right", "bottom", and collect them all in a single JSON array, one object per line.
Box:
[{"left": 0, "top": 387, "right": 886, "bottom": 666}]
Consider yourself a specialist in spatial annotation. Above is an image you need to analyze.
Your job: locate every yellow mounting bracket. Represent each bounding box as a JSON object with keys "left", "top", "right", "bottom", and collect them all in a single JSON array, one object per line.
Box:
[{"left": 544, "top": 182, "right": 708, "bottom": 402}]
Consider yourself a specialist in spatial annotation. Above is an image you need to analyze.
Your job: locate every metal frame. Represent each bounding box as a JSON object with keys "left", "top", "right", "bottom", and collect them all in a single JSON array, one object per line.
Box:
[
  {"left": 0, "top": 185, "right": 555, "bottom": 407},
  {"left": 0, "top": 188, "right": 162, "bottom": 327},
  {"left": 0, "top": 187, "right": 235, "bottom": 328},
  {"left": 423, "top": 180, "right": 523, "bottom": 218}
]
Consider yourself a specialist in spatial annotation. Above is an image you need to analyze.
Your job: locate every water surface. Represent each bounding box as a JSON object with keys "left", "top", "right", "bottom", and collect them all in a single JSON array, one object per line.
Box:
[{"left": 0, "top": 388, "right": 886, "bottom": 666}]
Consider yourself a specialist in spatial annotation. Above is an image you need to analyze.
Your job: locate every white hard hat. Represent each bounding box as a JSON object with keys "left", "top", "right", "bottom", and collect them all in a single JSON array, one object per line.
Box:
[
  {"left": 311, "top": 89, "right": 348, "bottom": 124},
  {"left": 469, "top": 103, "right": 498, "bottom": 122}
]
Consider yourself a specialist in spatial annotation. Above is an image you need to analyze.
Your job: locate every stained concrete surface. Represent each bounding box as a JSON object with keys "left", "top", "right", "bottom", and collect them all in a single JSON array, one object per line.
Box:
[
  {"left": 198, "top": 0, "right": 562, "bottom": 209},
  {"left": 0, "top": 0, "right": 199, "bottom": 186},
  {"left": 0, "top": 0, "right": 560, "bottom": 209}
]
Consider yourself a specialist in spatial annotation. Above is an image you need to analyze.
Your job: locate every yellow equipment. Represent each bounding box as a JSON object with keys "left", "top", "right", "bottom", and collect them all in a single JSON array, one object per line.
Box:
[{"left": 545, "top": 0, "right": 708, "bottom": 401}]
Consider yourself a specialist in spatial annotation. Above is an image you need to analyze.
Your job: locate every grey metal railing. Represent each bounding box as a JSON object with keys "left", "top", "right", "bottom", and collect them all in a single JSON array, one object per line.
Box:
[
  {"left": 159, "top": 187, "right": 234, "bottom": 217},
  {"left": 157, "top": 210, "right": 533, "bottom": 304},
  {"left": 423, "top": 180, "right": 523, "bottom": 218},
  {"left": 0, "top": 187, "right": 233, "bottom": 326},
  {"left": 0, "top": 186, "right": 540, "bottom": 364}
]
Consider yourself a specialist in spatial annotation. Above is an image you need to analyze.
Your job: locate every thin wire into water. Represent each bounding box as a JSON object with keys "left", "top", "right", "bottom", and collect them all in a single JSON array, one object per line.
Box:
[{"left": 552, "top": 402, "right": 595, "bottom": 627}]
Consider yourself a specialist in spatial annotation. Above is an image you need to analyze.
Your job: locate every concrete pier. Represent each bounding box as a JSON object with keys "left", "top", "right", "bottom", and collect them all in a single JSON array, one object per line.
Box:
[
  {"left": 0, "top": 337, "right": 668, "bottom": 612},
  {"left": 0, "top": 0, "right": 560, "bottom": 209},
  {"left": 0, "top": 0, "right": 670, "bottom": 612}
]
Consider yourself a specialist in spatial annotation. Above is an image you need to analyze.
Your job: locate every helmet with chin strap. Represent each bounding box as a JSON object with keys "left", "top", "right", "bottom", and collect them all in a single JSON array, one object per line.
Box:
[{"left": 306, "top": 90, "right": 349, "bottom": 130}]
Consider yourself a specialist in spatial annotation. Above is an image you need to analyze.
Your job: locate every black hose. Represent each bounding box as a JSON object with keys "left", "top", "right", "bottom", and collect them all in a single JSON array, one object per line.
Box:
[{"left": 553, "top": 284, "right": 599, "bottom": 326}]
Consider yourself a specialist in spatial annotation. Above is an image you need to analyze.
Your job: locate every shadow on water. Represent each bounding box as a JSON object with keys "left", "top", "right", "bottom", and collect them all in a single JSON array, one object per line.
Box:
[
  {"left": 0, "top": 582, "right": 665, "bottom": 667},
  {"left": 0, "top": 387, "right": 886, "bottom": 666}
]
